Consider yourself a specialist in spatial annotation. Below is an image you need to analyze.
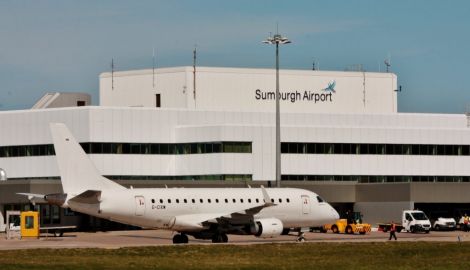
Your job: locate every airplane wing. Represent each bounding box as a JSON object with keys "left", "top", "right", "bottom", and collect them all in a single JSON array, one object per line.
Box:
[
  {"left": 171, "top": 186, "right": 276, "bottom": 231},
  {"left": 171, "top": 204, "right": 272, "bottom": 231},
  {"left": 68, "top": 190, "right": 102, "bottom": 204}
]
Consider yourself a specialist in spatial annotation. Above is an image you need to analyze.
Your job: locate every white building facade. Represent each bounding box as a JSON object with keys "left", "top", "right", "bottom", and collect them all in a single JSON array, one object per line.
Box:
[
  {"left": 1, "top": 66, "right": 470, "bottom": 226},
  {"left": 100, "top": 67, "right": 398, "bottom": 114}
]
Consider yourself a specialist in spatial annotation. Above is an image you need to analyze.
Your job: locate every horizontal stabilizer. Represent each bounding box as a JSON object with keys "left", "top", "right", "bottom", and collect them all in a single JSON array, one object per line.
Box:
[
  {"left": 68, "top": 190, "right": 102, "bottom": 204},
  {"left": 17, "top": 193, "right": 46, "bottom": 204}
]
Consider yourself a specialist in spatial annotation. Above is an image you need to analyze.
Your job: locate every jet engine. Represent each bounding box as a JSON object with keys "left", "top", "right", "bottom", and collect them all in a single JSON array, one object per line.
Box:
[{"left": 253, "top": 218, "right": 284, "bottom": 238}]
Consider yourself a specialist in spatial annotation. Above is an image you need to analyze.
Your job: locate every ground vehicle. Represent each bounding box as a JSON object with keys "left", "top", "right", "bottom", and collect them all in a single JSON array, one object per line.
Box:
[
  {"left": 458, "top": 216, "right": 470, "bottom": 231},
  {"left": 402, "top": 210, "right": 431, "bottom": 233},
  {"left": 377, "top": 223, "right": 403, "bottom": 233},
  {"left": 323, "top": 212, "right": 371, "bottom": 234},
  {"left": 433, "top": 217, "right": 456, "bottom": 231}
]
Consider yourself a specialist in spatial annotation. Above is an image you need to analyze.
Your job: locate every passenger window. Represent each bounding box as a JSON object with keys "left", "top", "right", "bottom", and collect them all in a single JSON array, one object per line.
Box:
[
  {"left": 240, "top": 199, "right": 244, "bottom": 203},
  {"left": 232, "top": 199, "right": 236, "bottom": 203},
  {"left": 256, "top": 198, "right": 259, "bottom": 203},
  {"left": 168, "top": 199, "right": 171, "bottom": 203},
  {"left": 287, "top": 198, "right": 290, "bottom": 203},
  {"left": 151, "top": 199, "right": 155, "bottom": 204},
  {"left": 160, "top": 199, "right": 163, "bottom": 203},
  {"left": 192, "top": 199, "right": 195, "bottom": 203},
  {"left": 225, "top": 199, "right": 228, "bottom": 203},
  {"left": 208, "top": 199, "right": 211, "bottom": 203},
  {"left": 248, "top": 199, "right": 252, "bottom": 203},
  {"left": 279, "top": 198, "right": 282, "bottom": 203},
  {"left": 215, "top": 199, "right": 219, "bottom": 203},
  {"left": 176, "top": 199, "right": 179, "bottom": 203},
  {"left": 271, "top": 198, "right": 275, "bottom": 203},
  {"left": 200, "top": 199, "right": 203, "bottom": 203},
  {"left": 184, "top": 199, "right": 187, "bottom": 203}
]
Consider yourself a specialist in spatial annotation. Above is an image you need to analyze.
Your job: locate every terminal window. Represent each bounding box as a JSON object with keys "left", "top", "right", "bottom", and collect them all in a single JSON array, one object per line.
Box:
[{"left": 155, "top": 94, "right": 161, "bottom": 107}]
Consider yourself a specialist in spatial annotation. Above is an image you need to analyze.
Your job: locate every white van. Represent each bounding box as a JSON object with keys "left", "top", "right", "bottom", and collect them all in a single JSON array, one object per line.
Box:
[{"left": 402, "top": 210, "right": 431, "bottom": 233}]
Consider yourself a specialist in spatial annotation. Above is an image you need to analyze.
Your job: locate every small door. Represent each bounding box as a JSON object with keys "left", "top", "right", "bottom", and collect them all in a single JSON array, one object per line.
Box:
[
  {"left": 301, "top": 195, "right": 310, "bottom": 215},
  {"left": 155, "top": 94, "right": 161, "bottom": 107},
  {"left": 135, "top": 196, "right": 145, "bottom": 216}
]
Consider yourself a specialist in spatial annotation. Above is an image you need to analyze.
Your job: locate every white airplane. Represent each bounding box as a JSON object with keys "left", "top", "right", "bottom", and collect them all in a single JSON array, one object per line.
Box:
[{"left": 20, "top": 123, "right": 339, "bottom": 244}]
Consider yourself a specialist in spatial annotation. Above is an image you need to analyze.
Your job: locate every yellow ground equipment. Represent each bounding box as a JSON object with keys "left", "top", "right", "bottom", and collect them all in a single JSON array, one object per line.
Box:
[
  {"left": 20, "top": 211, "right": 40, "bottom": 238},
  {"left": 323, "top": 212, "right": 371, "bottom": 234}
]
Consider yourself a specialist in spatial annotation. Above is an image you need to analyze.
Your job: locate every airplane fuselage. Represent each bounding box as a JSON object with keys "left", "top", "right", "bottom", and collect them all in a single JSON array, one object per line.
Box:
[{"left": 69, "top": 187, "right": 338, "bottom": 232}]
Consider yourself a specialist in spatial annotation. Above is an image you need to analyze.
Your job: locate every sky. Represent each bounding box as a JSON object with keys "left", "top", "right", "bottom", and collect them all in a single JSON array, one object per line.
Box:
[{"left": 0, "top": 0, "right": 469, "bottom": 113}]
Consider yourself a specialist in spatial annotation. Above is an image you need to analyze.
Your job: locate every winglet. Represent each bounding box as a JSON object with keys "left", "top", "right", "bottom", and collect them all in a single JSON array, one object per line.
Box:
[{"left": 260, "top": 185, "right": 275, "bottom": 206}]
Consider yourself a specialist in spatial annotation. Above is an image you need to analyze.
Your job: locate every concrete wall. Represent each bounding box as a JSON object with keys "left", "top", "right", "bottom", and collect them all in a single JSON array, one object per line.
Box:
[
  {"left": 411, "top": 183, "right": 470, "bottom": 203},
  {"left": 356, "top": 183, "right": 412, "bottom": 202},
  {"left": 100, "top": 67, "right": 398, "bottom": 114},
  {"left": 0, "top": 180, "right": 62, "bottom": 204},
  {"left": 355, "top": 201, "right": 414, "bottom": 225}
]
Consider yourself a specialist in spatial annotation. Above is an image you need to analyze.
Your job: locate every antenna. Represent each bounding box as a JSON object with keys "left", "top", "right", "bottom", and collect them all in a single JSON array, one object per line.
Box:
[
  {"left": 111, "top": 58, "right": 114, "bottom": 90},
  {"left": 193, "top": 45, "right": 197, "bottom": 101},
  {"left": 384, "top": 53, "right": 391, "bottom": 72},
  {"left": 152, "top": 47, "right": 156, "bottom": 89},
  {"left": 312, "top": 59, "right": 316, "bottom": 70}
]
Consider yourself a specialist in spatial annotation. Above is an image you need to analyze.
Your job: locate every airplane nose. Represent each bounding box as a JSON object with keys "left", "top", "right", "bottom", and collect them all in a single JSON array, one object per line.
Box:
[{"left": 331, "top": 208, "right": 339, "bottom": 220}]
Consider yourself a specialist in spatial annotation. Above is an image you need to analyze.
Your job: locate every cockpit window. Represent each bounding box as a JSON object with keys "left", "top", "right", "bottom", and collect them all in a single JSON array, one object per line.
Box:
[{"left": 317, "top": 196, "right": 325, "bottom": 203}]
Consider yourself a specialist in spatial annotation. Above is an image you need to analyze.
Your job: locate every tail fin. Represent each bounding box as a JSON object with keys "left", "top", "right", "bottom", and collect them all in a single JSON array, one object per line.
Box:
[{"left": 49, "top": 123, "right": 125, "bottom": 195}]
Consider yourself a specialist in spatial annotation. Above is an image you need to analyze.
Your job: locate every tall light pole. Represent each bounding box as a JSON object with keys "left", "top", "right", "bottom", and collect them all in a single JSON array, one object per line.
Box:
[{"left": 263, "top": 33, "right": 291, "bottom": 188}]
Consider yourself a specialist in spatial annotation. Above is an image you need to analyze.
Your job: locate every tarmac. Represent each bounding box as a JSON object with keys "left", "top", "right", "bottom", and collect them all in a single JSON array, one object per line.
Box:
[{"left": 1, "top": 229, "right": 470, "bottom": 250}]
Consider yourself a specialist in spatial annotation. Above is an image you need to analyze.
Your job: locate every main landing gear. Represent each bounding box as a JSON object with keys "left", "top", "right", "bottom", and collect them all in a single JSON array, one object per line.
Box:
[
  {"left": 211, "top": 233, "right": 228, "bottom": 243},
  {"left": 173, "top": 233, "right": 189, "bottom": 244}
]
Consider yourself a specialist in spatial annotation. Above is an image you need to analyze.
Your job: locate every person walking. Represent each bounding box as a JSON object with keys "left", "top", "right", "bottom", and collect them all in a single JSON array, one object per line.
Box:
[
  {"left": 389, "top": 221, "right": 397, "bottom": 240},
  {"left": 464, "top": 214, "right": 469, "bottom": 232}
]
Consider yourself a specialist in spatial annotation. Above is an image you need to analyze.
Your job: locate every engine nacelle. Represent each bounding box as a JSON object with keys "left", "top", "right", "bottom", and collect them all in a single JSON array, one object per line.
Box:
[
  {"left": 45, "top": 193, "right": 68, "bottom": 207},
  {"left": 253, "top": 218, "right": 284, "bottom": 238}
]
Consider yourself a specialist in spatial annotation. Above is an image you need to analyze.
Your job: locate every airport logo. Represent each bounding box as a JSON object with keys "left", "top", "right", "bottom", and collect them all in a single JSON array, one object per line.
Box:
[
  {"left": 254, "top": 81, "right": 337, "bottom": 104},
  {"left": 322, "top": 81, "right": 336, "bottom": 93}
]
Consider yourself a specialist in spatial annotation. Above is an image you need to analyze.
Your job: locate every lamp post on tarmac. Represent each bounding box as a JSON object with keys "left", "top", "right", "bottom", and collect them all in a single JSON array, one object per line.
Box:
[{"left": 263, "top": 33, "right": 291, "bottom": 188}]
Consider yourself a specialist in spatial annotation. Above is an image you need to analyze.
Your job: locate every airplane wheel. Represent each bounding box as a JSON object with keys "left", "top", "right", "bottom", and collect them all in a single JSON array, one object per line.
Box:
[
  {"left": 173, "top": 234, "right": 181, "bottom": 244},
  {"left": 181, "top": 234, "right": 189, "bottom": 243},
  {"left": 221, "top": 233, "right": 228, "bottom": 243},
  {"left": 211, "top": 234, "right": 222, "bottom": 243},
  {"left": 173, "top": 234, "right": 188, "bottom": 244}
]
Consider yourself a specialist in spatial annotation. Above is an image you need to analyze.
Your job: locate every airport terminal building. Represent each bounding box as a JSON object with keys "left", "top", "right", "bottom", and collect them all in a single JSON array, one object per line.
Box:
[{"left": 1, "top": 66, "right": 470, "bottom": 229}]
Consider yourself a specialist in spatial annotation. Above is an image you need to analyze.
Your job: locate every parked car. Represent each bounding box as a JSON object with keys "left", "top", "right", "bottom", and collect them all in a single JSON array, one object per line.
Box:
[{"left": 433, "top": 217, "right": 456, "bottom": 231}]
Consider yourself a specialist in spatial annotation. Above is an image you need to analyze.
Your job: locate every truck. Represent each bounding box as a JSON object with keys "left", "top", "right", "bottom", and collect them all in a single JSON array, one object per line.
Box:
[
  {"left": 402, "top": 210, "right": 431, "bottom": 233},
  {"left": 322, "top": 211, "right": 371, "bottom": 235}
]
